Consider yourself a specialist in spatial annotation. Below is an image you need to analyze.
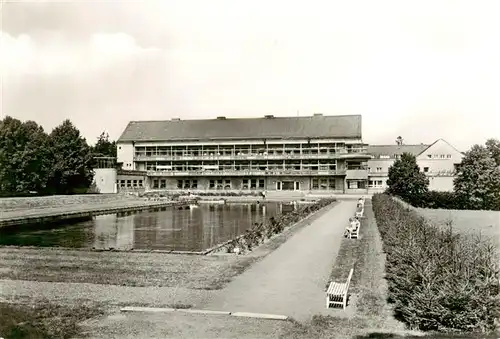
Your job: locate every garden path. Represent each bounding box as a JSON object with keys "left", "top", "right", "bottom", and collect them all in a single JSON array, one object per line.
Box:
[{"left": 202, "top": 200, "right": 357, "bottom": 321}]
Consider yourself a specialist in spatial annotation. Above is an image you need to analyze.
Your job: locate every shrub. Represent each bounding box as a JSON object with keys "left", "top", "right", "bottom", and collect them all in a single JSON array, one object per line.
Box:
[
  {"left": 372, "top": 194, "right": 500, "bottom": 333},
  {"left": 411, "top": 191, "right": 459, "bottom": 209}
]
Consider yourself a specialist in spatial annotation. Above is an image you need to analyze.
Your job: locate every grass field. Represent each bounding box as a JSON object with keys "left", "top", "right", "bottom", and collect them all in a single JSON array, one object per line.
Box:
[
  {"left": 0, "top": 194, "right": 139, "bottom": 211},
  {"left": 415, "top": 207, "right": 500, "bottom": 246}
]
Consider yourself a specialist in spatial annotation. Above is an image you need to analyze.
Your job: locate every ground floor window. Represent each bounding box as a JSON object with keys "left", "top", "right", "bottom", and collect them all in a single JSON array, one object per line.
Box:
[
  {"left": 208, "top": 179, "right": 231, "bottom": 189},
  {"left": 347, "top": 180, "right": 366, "bottom": 189},
  {"left": 152, "top": 179, "right": 159, "bottom": 189},
  {"left": 368, "top": 180, "right": 384, "bottom": 188},
  {"left": 312, "top": 178, "right": 335, "bottom": 190},
  {"left": 242, "top": 178, "right": 264, "bottom": 190},
  {"left": 179, "top": 179, "right": 198, "bottom": 189},
  {"left": 312, "top": 179, "right": 319, "bottom": 189},
  {"left": 138, "top": 180, "right": 143, "bottom": 187},
  {"left": 120, "top": 180, "right": 126, "bottom": 188}
]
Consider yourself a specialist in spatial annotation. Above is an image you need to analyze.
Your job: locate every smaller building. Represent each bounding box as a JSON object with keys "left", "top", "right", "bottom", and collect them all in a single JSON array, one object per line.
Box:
[
  {"left": 367, "top": 139, "right": 464, "bottom": 194},
  {"left": 116, "top": 169, "right": 147, "bottom": 193},
  {"left": 93, "top": 157, "right": 118, "bottom": 194}
]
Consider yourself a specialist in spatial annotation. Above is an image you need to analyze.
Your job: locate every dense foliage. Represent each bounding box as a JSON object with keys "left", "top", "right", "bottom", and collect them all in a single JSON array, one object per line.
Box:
[
  {"left": 372, "top": 194, "right": 500, "bottom": 333},
  {"left": 453, "top": 143, "right": 500, "bottom": 211},
  {"left": 93, "top": 132, "right": 117, "bottom": 158},
  {"left": 0, "top": 116, "right": 113, "bottom": 196},
  {"left": 386, "top": 152, "right": 429, "bottom": 204},
  {"left": 387, "top": 139, "right": 500, "bottom": 211}
]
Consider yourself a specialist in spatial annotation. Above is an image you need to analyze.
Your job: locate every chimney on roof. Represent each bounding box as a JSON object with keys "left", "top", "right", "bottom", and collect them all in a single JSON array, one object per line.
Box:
[
  {"left": 313, "top": 113, "right": 323, "bottom": 117},
  {"left": 216, "top": 116, "right": 226, "bottom": 120},
  {"left": 171, "top": 117, "right": 181, "bottom": 121},
  {"left": 264, "top": 115, "right": 274, "bottom": 119}
]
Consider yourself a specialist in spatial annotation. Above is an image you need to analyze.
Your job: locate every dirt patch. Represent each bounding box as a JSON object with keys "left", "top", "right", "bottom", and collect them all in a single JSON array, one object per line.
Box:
[
  {"left": 0, "top": 300, "right": 105, "bottom": 339},
  {"left": 80, "top": 311, "right": 297, "bottom": 339}
]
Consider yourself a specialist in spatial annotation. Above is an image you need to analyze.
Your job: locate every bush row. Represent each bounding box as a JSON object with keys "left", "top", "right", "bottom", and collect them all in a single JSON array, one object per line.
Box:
[
  {"left": 400, "top": 190, "right": 465, "bottom": 210},
  {"left": 218, "top": 199, "right": 335, "bottom": 254},
  {"left": 372, "top": 194, "right": 500, "bottom": 333},
  {"left": 400, "top": 190, "right": 500, "bottom": 211}
]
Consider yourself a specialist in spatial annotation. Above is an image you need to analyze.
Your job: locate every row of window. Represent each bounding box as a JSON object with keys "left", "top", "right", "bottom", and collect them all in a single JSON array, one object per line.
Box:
[
  {"left": 346, "top": 180, "right": 367, "bottom": 189},
  {"left": 118, "top": 179, "right": 144, "bottom": 188},
  {"left": 368, "top": 180, "right": 386, "bottom": 188},
  {"left": 427, "top": 154, "right": 452, "bottom": 159},
  {"left": 311, "top": 178, "right": 336, "bottom": 190},
  {"left": 145, "top": 164, "right": 338, "bottom": 171}
]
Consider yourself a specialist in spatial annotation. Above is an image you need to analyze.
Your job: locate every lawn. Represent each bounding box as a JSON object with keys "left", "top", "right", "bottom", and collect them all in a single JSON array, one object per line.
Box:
[
  {"left": 415, "top": 207, "right": 500, "bottom": 247},
  {"left": 0, "top": 301, "right": 106, "bottom": 339},
  {"left": 0, "top": 247, "right": 254, "bottom": 290}
]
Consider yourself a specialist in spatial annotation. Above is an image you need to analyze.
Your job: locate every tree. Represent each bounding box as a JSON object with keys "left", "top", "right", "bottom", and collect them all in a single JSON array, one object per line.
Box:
[
  {"left": 386, "top": 152, "right": 429, "bottom": 204},
  {"left": 46, "top": 120, "right": 95, "bottom": 194},
  {"left": 92, "top": 131, "right": 117, "bottom": 158},
  {"left": 396, "top": 136, "right": 404, "bottom": 145},
  {"left": 485, "top": 138, "right": 500, "bottom": 167},
  {"left": 453, "top": 144, "right": 500, "bottom": 210},
  {"left": 0, "top": 116, "right": 52, "bottom": 195}
]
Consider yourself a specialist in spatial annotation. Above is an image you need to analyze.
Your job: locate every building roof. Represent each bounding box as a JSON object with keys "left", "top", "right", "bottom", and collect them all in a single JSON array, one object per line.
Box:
[
  {"left": 417, "top": 138, "right": 465, "bottom": 157},
  {"left": 117, "top": 114, "right": 362, "bottom": 142},
  {"left": 367, "top": 144, "right": 429, "bottom": 159}
]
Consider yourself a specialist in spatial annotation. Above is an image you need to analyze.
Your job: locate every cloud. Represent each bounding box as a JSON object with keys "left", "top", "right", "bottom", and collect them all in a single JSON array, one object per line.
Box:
[
  {"left": 0, "top": 31, "right": 160, "bottom": 78},
  {"left": 1, "top": 0, "right": 499, "bottom": 150}
]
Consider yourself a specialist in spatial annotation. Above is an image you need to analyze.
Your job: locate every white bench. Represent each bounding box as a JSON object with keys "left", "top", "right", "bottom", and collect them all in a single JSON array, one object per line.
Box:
[
  {"left": 355, "top": 208, "right": 364, "bottom": 218},
  {"left": 349, "top": 223, "right": 360, "bottom": 239},
  {"left": 326, "top": 268, "right": 354, "bottom": 309}
]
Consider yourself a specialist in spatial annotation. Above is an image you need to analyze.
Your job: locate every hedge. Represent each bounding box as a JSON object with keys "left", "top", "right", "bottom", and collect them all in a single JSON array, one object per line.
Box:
[
  {"left": 372, "top": 194, "right": 500, "bottom": 333},
  {"left": 398, "top": 190, "right": 499, "bottom": 211}
]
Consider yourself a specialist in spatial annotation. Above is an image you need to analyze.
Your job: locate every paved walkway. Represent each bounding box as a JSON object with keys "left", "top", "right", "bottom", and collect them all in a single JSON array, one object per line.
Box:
[{"left": 202, "top": 200, "right": 357, "bottom": 321}]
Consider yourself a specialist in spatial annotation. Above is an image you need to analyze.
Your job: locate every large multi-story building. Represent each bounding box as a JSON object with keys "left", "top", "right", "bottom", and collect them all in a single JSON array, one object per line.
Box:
[
  {"left": 116, "top": 114, "right": 372, "bottom": 194},
  {"left": 367, "top": 139, "right": 464, "bottom": 193}
]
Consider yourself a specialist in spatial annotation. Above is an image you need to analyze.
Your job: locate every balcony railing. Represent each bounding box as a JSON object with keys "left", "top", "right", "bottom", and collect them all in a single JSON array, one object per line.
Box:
[
  {"left": 146, "top": 169, "right": 346, "bottom": 177},
  {"left": 345, "top": 169, "right": 369, "bottom": 180},
  {"left": 134, "top": 148, "right": 368, "bottom": 161}
]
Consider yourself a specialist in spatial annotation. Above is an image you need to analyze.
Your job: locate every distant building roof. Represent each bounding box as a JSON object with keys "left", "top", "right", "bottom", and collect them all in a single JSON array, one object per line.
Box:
[
  {"left": 367, "top": 144, "right": 429, "bottom": 159},
  {"left": 117, "top": 115, "right": 362, "bottom": 142}
]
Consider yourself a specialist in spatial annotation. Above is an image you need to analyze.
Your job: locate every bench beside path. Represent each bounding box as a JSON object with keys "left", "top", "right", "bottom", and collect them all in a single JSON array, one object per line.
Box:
[{"left": 201, "top": 200, "right": 358, "bottom": 321}]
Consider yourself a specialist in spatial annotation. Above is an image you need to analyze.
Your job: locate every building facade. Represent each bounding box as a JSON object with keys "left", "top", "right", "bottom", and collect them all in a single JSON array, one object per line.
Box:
[
  {"left": 367, "top": 139, "right": 464, "bottom": 193},
  {"left": 93, "top": 157, "right": 118, "bottom": 194},
  {"left": 116, "top": 114, "right": 371, "bottom": 194}
]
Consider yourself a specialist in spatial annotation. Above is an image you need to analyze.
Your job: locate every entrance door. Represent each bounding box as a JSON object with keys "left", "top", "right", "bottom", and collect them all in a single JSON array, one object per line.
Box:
[
  {"left": 294, "top": 181, "right": 300, "bottom": 190},
  {"left": 282, "top": 181, "right": 295, "bottom": 190},
  {"left": 276, "top": 181, "right": 282, "bottom": 190}
]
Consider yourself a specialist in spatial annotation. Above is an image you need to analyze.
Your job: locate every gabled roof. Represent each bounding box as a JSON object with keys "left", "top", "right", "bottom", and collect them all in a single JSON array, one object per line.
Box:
[
  {"left": 117, "top": 115, "right": 362, "bottom": 142},
  {"left": 367, "top": 144, "right": 429, "bottom": 159},
  {"left": 416, "top": 138, "right": 464, "bottom": 157}
]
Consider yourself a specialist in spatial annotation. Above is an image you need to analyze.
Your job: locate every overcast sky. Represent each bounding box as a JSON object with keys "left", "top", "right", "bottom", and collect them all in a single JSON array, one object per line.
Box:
[{"left": 1, "top": 0, "right": 499, "bottom": 150}]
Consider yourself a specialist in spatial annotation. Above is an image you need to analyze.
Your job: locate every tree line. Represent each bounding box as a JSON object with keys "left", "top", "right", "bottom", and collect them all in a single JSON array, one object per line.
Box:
[
  {"left": 0, "top": 116, "right": 116, "bottom": 197},
  {"left": 387, "top": 138, "right": 500, "bottom": 211}
]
